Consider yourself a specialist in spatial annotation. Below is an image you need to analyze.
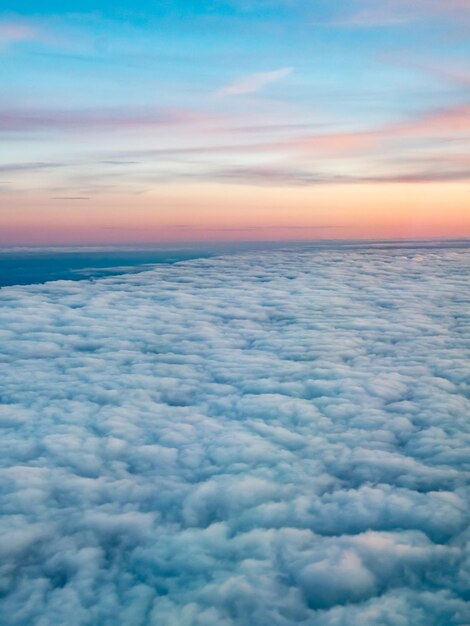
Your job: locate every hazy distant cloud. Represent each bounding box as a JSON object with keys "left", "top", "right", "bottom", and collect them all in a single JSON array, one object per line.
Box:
[
  {"left": 0, "top": 247, "right": 469, "bottom": 625},
  {"left": 217, "top": 67, "right": 293, "bottom": 96}
]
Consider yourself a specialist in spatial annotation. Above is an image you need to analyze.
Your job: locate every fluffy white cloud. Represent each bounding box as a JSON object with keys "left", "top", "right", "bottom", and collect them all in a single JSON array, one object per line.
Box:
[{"left": 0, "top": 246, "right": 469, "bottom": 625}]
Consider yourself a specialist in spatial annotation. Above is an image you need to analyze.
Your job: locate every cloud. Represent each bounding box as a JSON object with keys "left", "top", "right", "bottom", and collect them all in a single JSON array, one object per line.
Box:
[
  {"left": 164, "top": 224, "right": 336, "bottom": 232},
  {"left": 91, "top": 102, "right": 470, "bottom": 188},
  {"left": 382, "top": 56, "right": 470, "bottom": 91},
  {"left": 209, "top": 165, "right": 470, "bottom": 186},
  {"left": 285, "top": 104, "right": 470, "bottom": 157},
  {"left": 0, "top": 162, "right": 64, "bottom": 173},
  {"left": 106, "top": 102, "right": 470, "bottom": 167},
  {"left": 316, "top": 0, "right": 470, "bottom": 28},
  {"left": 208, "top": 166, "right": 331, "bottom": 186},
  {"left": 3, "top": 102, "right": 467, "bottom": 194},
  {"left": 315, "top": 10, "right": 411, "bottom": 28},
  {"left": 0, "top": 244, "right": 469, "bottom": 625},
  {"left": 398, "top": 103, "right": 470, "bottom": 136},
  {"left": 362, "top": 169, "right": 470, "bottom": 183},
  {"left": 51, "top": 196, "right": 90, "bottom": 200},
  {"left": 0, "top": 106, "right": 210, "bottom": 133},
  {"left": 217, "top": 67, "right": 293, "bottom": 97},
  {"left": 0, "top": 20, "right": 41, "bottom": 46}
]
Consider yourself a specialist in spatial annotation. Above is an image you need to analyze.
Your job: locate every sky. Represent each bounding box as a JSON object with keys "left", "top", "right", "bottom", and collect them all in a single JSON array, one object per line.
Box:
[{"left": 1, "top": 0, "right": 470, "bottom": 245}]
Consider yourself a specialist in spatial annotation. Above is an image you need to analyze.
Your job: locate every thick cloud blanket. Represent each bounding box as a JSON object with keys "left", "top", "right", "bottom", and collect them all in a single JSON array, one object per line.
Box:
[{"left": 0, "top": 247, "right": 469, "bottom": 625}]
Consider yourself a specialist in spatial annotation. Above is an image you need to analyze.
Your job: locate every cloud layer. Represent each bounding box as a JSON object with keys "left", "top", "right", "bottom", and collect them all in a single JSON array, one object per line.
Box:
[{"left": 0, "top": 246, "right": 469, "bottom": 625}]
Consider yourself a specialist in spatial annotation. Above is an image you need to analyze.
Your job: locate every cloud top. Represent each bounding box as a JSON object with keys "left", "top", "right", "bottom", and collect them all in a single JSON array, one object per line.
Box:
[{"left": 0, "top": 245, "right": 469, "bottom": 625}]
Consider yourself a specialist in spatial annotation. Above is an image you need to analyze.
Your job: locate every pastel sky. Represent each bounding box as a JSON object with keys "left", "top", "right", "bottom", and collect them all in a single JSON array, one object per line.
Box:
[{"left": 1, "top": 0, "right": 470, "bottom": 245}]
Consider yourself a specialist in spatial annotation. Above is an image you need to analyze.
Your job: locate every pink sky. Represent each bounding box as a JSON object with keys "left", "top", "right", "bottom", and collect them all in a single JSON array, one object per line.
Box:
[{"left": 1, "top": 182, "right": 468, "bottom": 245}]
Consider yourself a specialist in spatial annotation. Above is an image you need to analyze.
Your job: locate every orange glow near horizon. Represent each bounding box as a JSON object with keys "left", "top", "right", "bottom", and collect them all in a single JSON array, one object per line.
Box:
[{"left": 1, "top": 182, "right": 469, "bottom": 246}]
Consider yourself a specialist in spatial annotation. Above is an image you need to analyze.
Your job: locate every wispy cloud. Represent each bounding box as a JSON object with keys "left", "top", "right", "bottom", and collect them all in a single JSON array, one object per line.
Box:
[
  {"left": 205, "top": 164, "right": 470, "bottom": 187},
  {"left": 106, "top": 103, "right": 470, "bottom": 164},
  {"left": 163, "top": 223, "right": 336, "bottom": 232},
  {"left": 291, "top": 104, "right": 470, "bottom": 155},
  {"left": 316, "top": 10, "right": 411, "bottom": 28},
  {"left": 0, "top": 106, "right": 210, "bottom": 133},
  {"left": 395, "top": 103, "right": 470, "bottom": 136},
  {"left": 217, "top": 67, "right": 293, "bottom": 97},
  {"left": 0, "top": 161, "right": 64, "bottom": 173},
  {"left": 51, "top": 196, "right": 90, "bottom": 200},
  {"left": 316, "top": 0, "right": 470, "bottom": 28},
  {"left": 0, "top": 20, "right": 39, "bottom": 46},
  {"left": 383, "top": 56, "right": 470, "bottom": 91},
  {"left": 4, "top": 102, "right": 468, "bottom": 193}
]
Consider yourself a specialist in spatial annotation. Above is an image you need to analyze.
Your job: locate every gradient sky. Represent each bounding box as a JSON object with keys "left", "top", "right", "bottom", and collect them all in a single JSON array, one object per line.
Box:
[{"left": 1, "top": 0, "right": 470, "bottom": 245}]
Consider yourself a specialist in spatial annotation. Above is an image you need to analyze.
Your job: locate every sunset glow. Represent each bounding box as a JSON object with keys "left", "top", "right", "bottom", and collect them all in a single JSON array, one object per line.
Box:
[{"left": 2, "top": 0, "right": 469, "bottom": 244}]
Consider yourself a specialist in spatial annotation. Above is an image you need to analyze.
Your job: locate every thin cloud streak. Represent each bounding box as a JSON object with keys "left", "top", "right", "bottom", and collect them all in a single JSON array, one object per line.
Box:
[
  {"left": 314, "top": 11, "right": 411, "bottom": 28},
  {"left": 0, "top": 107, "right": 211, "bottom": 133},
  {"left": 315, "top": 0, "right": 470, "bottom": 28},
  {"left": 217, "top": 67, "right": 294, "bottom": 96},
  {"left": 0, "top": 162, "right": 64, "bottom": 173},
  {"left": 384, "top": 56, "right": 470, "bottom": 91},
  {"left": 208, "top": 166, "right": 470, "bottom": 187},
  {"left": 164, "top": 224, "right": 337, "bottom": 232},
  {"left": 51, "top": 196, "right": 90, "bottom": 200},
  {"left": 0, "top": 20, "right": 41, "bottom": 46}
]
